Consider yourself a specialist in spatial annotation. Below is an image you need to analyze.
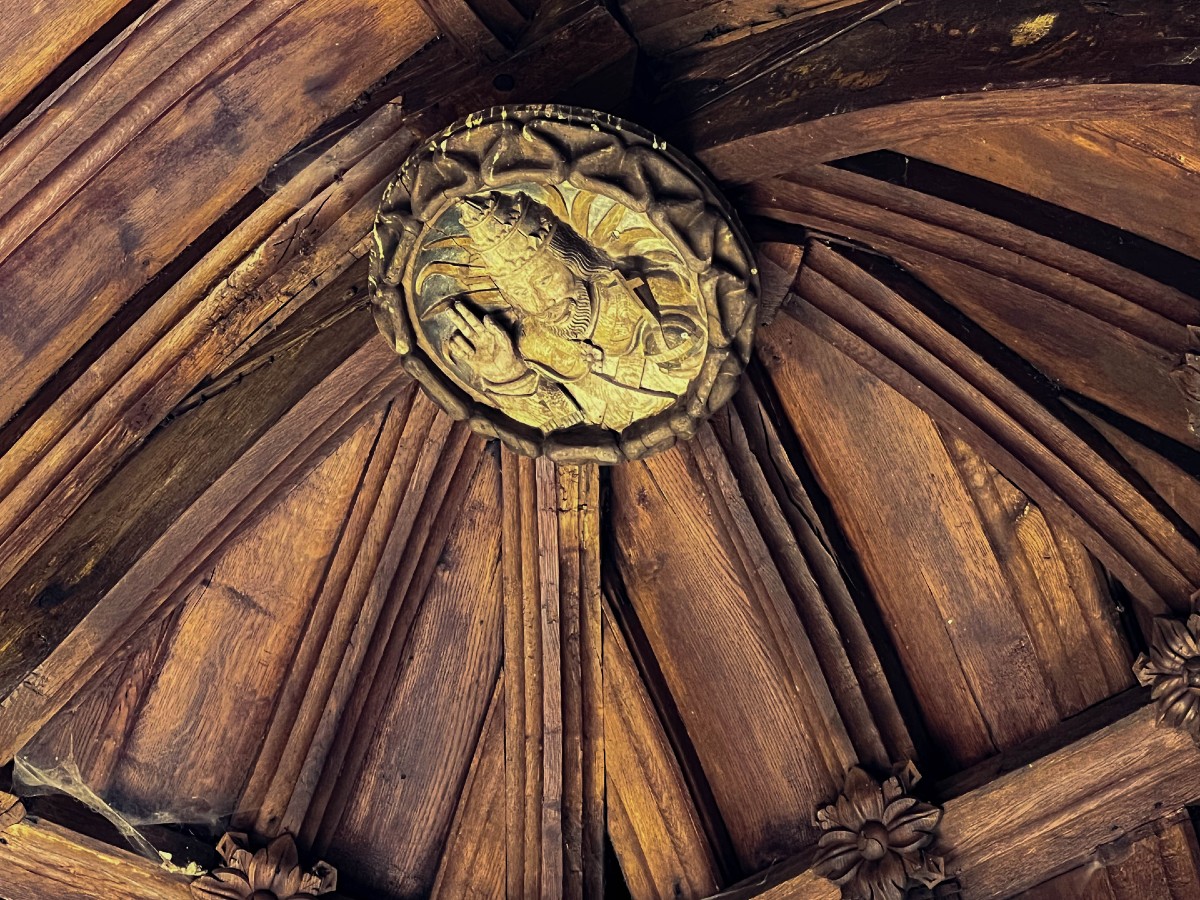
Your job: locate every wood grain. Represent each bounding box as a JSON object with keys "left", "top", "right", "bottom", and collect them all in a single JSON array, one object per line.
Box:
[
  {"left": 603, "top": 600, "right": 721, "bottom": 900},
  {"left": 0, "top": 339, "right": 407, "bottom": 762},
  {"left": 744, "top": 164, "right": 1200, "bottom": 447},
  {"left": 501, "top": 454, "right": 605, "bottom": 899},
  {"left": 329, "top": 449, "right": 503, "bottom": 898},
  {"left": 0, "top": 790, "right": 192, "bottom": 900},
  {"left": 713, "top": 381, "right": 915, "bottom": 768},
  {"left": 729, "top": 704, "right": 1200, "bottom": 898},
  {"left": 430, "top": 676, "right": 506, "bottom": 900},
  {"left": 611, "top": 437, "right": 855, "bottom": 872},
  {"left": 896, "top": 119, "right": 1200, "bottom": 261},
  {"left": 0, "top": 0, "right": 131, "bottom": 121},
  {"left": 771, "top": 241, "right": 1200, "bottom": 612},
  {"left": 658, "top": 0, "right": 1200, "bottom": 182},
  {"left": 0, "top": 0, "right": 435, "bottom": 431}
]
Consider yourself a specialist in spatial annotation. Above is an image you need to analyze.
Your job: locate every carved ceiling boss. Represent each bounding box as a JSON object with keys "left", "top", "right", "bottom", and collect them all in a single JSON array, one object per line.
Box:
[{"left": 369, "top": 105, "right": 759, "bottom": 464}]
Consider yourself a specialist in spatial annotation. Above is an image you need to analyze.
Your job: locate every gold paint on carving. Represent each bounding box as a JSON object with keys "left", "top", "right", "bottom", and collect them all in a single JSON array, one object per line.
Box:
[
  {"left": 370, "top": 105, "right": 759, "bottom": 463},
  {"left": 413, "top": 187, "right": 706, "bottom": 433}
]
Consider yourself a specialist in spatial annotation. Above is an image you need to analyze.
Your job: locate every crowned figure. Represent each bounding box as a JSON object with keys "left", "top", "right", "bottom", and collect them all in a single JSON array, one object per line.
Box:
[{"left": 417, "top": 190, "right": 707, "bottom": 432}]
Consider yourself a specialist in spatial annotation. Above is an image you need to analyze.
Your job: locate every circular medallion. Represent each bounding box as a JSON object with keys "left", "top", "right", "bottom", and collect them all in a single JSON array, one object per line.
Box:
[{"left": 369, "top": 105, "right": 759, "bottom": 464}]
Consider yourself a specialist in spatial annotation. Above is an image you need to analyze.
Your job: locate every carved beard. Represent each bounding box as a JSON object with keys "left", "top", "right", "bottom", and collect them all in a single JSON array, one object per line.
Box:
[{"left": 554, "top": 288, "right": 595, "bottom": 340}]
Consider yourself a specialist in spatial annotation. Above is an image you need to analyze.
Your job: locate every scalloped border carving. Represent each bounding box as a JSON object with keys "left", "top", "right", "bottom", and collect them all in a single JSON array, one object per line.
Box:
[{"left": 369, "top": 104, "right": 760, "bottom": 463}]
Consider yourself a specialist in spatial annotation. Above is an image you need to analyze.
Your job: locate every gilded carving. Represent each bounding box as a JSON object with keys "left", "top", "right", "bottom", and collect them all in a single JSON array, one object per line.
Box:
[
  {"left": 190, "top": 832, "right": 335, "bottom": 900},
  {"left": 370, "top": 105, "right": 759, "bottom": 464},
  {"left": 813, "top": 765, "right": 948, "bottom": 900},
  {"left": 1133, "top": 593, "right": 1200, "bottom": 741}
]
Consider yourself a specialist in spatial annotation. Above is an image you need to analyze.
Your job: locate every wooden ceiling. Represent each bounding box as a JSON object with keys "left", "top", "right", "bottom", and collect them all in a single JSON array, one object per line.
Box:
[{"left": 0, "top": 1, "right": 1198, "bottom": 898}]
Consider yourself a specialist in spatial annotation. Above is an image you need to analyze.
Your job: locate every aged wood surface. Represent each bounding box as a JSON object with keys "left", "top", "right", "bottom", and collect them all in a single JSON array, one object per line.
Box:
[
  {"left": 769, "top": 241, "right": 1200, "bottom": 613},
  {"left": 723, "top": 705, "right": 1200, "bottom": 898},
  {"left": 430, "top": 677, "right": 506, "bottom": 900},
  {"left": 1, "top": 0, "right": 1199, "bottom": 898},
  {"left": 661, "top": 0, "right": 1200, "bottom": 182},
  {"left": 1018, "top": 819, "right": 1200, "bottom": 900},
  {"left": 603, "top": 598, "right": 722, "bottom": 900},
  {"left": 611, "top": 439, "right": 857, "bottom": 872},
  {"left": 0, "top": 0, "right": 436, "bottom": 430},
  {"left": 0, "top": 339, "right": 408, "bottom": 762},
  {"left": 897, "top": 119, "right": 1200, "bottom": 262},
  {"left": 744, "top": 163, "right": 1200, "bottom": 448},
  {"left": 501, "top": 454, "right": 604, "bottom": 898},
  {"left": 0, "top": 790, "right": 192, "bottom": 900},
  {"left": 761, "top": 285, "right": 1136, "bottom": 768},
  {"left": 325, "top": 447, "right": 502, "bottom": 897}
]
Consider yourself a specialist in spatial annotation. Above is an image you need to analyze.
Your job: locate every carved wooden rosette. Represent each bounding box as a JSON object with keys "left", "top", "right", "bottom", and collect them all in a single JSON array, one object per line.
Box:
[
  {"left": 369, "top": 104, "right": 759, "bottom": 464},
  {"left": 813, "top": 764, "right": 948, "bottom": 900},
  {"left": 190, "top": 832, "right": 336, "bottom": 900},
  {"left": 1134, "top": 591, "right": 1200, "bottom": 742}
]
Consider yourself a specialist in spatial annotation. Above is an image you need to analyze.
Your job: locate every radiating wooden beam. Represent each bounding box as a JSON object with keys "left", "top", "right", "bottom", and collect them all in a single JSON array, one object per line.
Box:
[
  {"left": 502, "top": 453, "right": 604, "bottom": 899},
  {"left": 0, "top": 790, "right": 192, "bottom": 900},
  {"left": 743, "top": 164, "right": 1200, "bottom": 448},
  {"left": 767, "top": 241, "right": 1200, "bottom": 613},
  {"left": 0, "top": 340, "right": 409, "bottom": 763}
]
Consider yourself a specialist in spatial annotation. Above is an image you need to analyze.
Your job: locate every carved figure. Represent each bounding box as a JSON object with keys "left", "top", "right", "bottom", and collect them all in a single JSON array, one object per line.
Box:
[
  {"left": 370, "top": 105, "right": 759, "bottom": 463},
  {"left": 416, "top": 190, "right": 706, "bottom": 432}
]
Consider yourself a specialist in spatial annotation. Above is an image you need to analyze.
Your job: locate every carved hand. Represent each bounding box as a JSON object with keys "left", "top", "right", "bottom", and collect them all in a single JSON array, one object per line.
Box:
[{"left": 445, "top": 301, "right": 530, "bottom": 386}]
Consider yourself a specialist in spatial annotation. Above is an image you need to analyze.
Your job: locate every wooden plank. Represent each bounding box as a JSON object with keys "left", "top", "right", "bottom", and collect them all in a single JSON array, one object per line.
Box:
[
  {"left": 610, "top": 439, "right": 856, "bottom": 872},
  {"left": 501, "top": 453, "right": 605, "bottom": 899},
  {"left": 896, "top": 119, "right": 1200, "bottom": 261},
  {"left": 0, "top": 791, "right": 192, "bottom": 900},
  {"left": 657, "top": 0, "right": 1200, "bottom": 182},
  {"left": 761, "top": 310, "right": 1072, "bottom": 767},
  {"left": 415, "top": 0, "right": 510, "bottom": 59},
  {"left": 0, "top": 339, "right": 408, "bottom": 762},
  {"left": 0, "top": 0, "right": 130, "bottom": 120},
  {"left": 620, "top": 0, "right": 871, "bottom": 58},
  {"left": 430, "top": 676, "right": 507, "bottom": 900},
  {"left": 769, "top": 241, "right": 1200, "bottom": 612},
  {"left": 713, "top": 381, "right": 914, "bottom": 768},
  {"left": 0, "top": 0, "right": 633, "bottom": 702},
  {"left": 17, "top": 413, "right": 377, "bottom": 824},
  {"left": 603, "top": 601, "right": 721, "bottom": 900},
  {"left": 300, "top": 426, "right": 486, "bottom": 851},
  {"left": 0, "top": 0, "right": 435, "bottom": 429},
  {"left": 743, "top": 164, "right": 1200, "bottom": 447},
  {"left": 326, "top": 449, "right": 504, "bottom": 898},
  {"left": 944, "top": 707, "right": 1200, "bottom": 897}
]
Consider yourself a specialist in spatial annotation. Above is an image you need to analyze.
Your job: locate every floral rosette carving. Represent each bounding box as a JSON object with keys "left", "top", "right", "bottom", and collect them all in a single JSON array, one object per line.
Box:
[
  {"left": 813, "top": 765, "right": 947, "bottom": 900},
  {"left": 190, "top": 832, "right": 336, "bottom": 900},
  {"left": 1134, "top": 594, "right": 1200, "bottom": 740}
]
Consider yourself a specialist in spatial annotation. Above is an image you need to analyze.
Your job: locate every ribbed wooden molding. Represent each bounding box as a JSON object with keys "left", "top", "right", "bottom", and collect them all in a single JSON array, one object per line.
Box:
[{"left": 501, "top": 453, "right": 605, "bottom": 898}]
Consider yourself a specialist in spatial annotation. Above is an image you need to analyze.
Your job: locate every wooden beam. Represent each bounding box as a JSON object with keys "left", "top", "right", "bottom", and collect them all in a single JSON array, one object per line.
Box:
[
  {"left": 0, "top": 790, "right": 191, "bottom": 900},
  {"left": 603, "top": 598, "right": 722, "bottom": 900},
  {"left": 502, "top": 454, "right": 604, "bottom": 899},
  {"left": 0, "top": 340, "right": 408, "bottom": 762},
  {"left": 767, "top": 241, "right": 1200, "bottom": 613},
  {"left": 722, "top": 704, "right": 1200, "bottom": 898},
  {"left": 650, "top": 0, "right": 1200, "bottom": 182},
  {"left": 744, "top": 164, "right": 1200, "bottom": 448}
]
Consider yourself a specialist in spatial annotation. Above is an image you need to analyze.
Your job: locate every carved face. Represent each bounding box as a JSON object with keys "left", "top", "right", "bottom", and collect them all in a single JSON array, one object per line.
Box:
[{"left": 493, "top": 261, "right": 592, "bottom": 337}]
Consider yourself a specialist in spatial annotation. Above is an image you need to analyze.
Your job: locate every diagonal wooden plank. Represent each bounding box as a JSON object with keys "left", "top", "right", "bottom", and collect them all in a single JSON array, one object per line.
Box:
[
  {"left": 603, "top": 597, "right": 721, "bottom": 900},
  {"left": 743, "top": 163, "right": 1200, "bottom": 447},
  {"left": 768, "top": 241, "right": 1200, "bottom": 612},
  {"left": 0, "top": 339, "right": 408, "bottom": 763}
]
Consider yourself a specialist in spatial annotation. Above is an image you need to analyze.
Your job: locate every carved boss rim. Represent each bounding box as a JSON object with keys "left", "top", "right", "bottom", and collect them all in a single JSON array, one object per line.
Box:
[{"left": 369, "top": 104, "right": 760, "bottom": 464}]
